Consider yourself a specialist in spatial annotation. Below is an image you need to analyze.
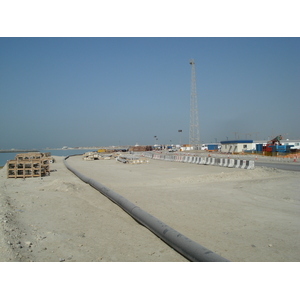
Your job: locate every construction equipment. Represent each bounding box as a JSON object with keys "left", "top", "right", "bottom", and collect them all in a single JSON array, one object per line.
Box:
[
  {"left": 267, "top": 135, "right": 283, "bottom": 145},
  {"left": 262, "top": 135, "right": 284, "bottom": 153}
]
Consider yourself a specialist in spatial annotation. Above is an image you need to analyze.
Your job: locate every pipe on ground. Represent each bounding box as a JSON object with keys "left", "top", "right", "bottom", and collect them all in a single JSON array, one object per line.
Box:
[{"left": 64, "top": 155, "right": 229, "bottom": 262}]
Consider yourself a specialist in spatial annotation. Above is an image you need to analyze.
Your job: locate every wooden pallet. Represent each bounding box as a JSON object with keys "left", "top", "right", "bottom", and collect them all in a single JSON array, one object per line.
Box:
[{"left": 7, "top": 152, "right": 52, "bottom": 179}]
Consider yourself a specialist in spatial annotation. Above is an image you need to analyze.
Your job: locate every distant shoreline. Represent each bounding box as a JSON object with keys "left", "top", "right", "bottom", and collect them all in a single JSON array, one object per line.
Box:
[
  {"left": 0, "top": 148, "right": 103, "bottom": 153},
  {"left": 0, "top": 150, "right": 39, "bottom": 153}
]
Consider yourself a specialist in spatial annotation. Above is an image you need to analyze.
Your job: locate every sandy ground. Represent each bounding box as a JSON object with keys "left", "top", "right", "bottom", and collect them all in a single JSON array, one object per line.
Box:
[{"left": 0, "top": 154, "right": 299, "bottom": 262}]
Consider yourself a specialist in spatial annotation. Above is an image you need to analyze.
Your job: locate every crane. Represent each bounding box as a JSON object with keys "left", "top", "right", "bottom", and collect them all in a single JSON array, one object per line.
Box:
[{"left": 267, "top": 135, "right": 283, "bottom": 146}]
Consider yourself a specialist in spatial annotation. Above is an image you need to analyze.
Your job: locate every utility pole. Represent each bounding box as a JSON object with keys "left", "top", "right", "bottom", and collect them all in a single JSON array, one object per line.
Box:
[{"left": 189, "top": 59, "right": 200, "bottom": 150}]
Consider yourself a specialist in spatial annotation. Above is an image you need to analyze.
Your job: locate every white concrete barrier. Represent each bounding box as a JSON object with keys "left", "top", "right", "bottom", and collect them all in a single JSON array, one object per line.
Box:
[
  {"left": 223, "top": 159, "right": 228, "bottom": 167},
  {"left": 241, "top": 160, "right": 247, "bottom": 169},
  {"left": 235, "top": 160, "right": 241, "bottom": 168},
  {"left": 199, "top": 157, "right": 206, "bottom": 165},
  {"left": 205, "top": 157, "right": 211, "bottom": 165},
  {"left": 144, "top": 152, "right": 255, "bottom": 170},
  {"left": 247, "top": 161, "right": 255, "bottom": 170},
  {"left": 228, "top": 159, "right": 235, "bottom": 168}
]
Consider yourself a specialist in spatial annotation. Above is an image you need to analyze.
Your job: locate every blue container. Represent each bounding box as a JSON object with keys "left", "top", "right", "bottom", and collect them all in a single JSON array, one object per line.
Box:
[
  {"left": 276, "top": 145, "right": 285, "bottom": 151},
  {"left": 256, "top": 144, "right": 263, "bottom": 152},
  {"left": 208, "top": 144, "right": 218, "bottom": 151}
]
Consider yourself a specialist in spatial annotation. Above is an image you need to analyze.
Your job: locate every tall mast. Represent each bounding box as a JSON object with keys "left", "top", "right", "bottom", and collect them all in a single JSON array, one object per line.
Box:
[{"left": 189, "top": 59, "right": 200, "bottom": 149}]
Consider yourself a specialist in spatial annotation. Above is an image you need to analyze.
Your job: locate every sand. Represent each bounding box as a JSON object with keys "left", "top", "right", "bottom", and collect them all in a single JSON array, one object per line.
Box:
[{"left": 0, "top": 154, "right": 299, "bottom": 262}]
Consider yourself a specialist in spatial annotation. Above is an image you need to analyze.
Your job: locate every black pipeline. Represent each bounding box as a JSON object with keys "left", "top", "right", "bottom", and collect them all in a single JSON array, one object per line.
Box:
[{"left": 64, "top": 156, "right": 229, "bottom": 262}]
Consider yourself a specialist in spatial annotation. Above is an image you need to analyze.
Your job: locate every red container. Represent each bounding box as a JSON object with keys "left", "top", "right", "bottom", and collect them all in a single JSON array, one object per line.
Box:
[{"left": 263, "top": 145, "right": 273, "bottom": 152}]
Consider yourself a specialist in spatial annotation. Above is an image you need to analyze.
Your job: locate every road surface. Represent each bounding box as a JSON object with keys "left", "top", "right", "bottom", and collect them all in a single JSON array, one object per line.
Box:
[{"left": 255, "top": 161, "right": 300, "bottom": 172}]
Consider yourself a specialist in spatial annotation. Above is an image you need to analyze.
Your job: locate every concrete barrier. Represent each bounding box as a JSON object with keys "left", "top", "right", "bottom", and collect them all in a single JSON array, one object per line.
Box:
[
  {"left": 215, "top": 158, "right": 221, "bottom": 166},
  {"left": 166, "top": 155, "right": 172, "bottom": 161},
  {"left": 228, "top": 159, "right": 235, "bottom": 168},
  {"left": 241, "top": 160, "right": 247, "bottom": 169},
  {"left": 247, "top": 161, "right": 255, "bottom": 170},
  {"left": 235, "top": 160, "right": 241, "bottom": 168},
  {"left": 205, "top": 157, "right": 211, "bottom": 165},
  {"left": 199, "top": 157, "right": 206, "bottom": 165},
  {"left": 116, "top": 157, "right": 127, "bottom": 163},
  {"left": 223, "top": 159, "right": 228, "bottom": 167},
  {"left": 143, "top": 152, "right": 255, "bottom": 170}
]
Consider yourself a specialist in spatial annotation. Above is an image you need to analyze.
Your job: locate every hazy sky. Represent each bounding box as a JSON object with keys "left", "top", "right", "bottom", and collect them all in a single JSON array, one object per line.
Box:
[{"left": 0, "top": 37, "right": 299, "bottom": 149}]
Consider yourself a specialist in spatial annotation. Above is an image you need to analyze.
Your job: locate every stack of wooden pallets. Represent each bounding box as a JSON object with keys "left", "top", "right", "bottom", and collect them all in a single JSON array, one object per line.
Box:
[{"left": 7, "top": 152, "right": 53, "bottom": 179}]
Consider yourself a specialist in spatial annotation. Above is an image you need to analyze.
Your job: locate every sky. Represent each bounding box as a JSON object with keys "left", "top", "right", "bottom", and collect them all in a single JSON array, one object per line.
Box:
[{"left": 0, "top": 37, "right": 299, "bottom": 149}]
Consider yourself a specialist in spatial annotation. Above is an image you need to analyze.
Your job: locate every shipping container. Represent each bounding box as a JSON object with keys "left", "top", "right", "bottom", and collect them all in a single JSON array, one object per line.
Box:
[
  {"left": 256, "top": 144, "right": 263, "bottom": 152},
  {"left": 207, "top": 144, "right": 218, "bottom": 151}
]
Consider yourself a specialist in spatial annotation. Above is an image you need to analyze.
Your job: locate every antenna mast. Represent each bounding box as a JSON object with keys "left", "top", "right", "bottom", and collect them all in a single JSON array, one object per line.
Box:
[{"left": 189, "top": 59, "right": 200, "bottom": 149}]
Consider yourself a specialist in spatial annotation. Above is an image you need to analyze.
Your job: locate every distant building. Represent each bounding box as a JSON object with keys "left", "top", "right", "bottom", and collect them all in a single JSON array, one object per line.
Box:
[
  {"left": 220, "top": 140, "right": 254, "bottom": 153},
  {"left": 274, "top": 140, "right": 300, "bottom": 150}
]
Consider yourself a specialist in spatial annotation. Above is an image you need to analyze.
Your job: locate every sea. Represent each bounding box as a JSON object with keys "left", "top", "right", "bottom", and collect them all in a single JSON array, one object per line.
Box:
[{"left": 0, "top": 149, "right": 99, "bottom": 167}]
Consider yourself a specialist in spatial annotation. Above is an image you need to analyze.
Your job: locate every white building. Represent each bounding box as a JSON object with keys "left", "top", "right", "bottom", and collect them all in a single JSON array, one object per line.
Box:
[
  {"left": 220, "top": 139, "right": 300, "bottom": 153},
  {"left": 254, "top": 139, "right": 300, "bottom": 150},
  {"left": 220, "top": 140, "right": 254, "bottom": 153},
  {"left": 280, "top": 140, "right": 300, "bottom": 150}
]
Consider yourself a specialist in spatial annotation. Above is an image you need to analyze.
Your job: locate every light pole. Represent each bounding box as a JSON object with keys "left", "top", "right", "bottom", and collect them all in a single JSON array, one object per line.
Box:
[
  {"left": 178, "top": 130, "right": 182, "bottom": 146},
  {"left": 154, "top": 136, "right": 157, "bottom": 146}
]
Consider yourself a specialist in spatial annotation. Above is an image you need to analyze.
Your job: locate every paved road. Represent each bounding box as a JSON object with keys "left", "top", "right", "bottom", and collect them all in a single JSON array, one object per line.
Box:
[{"left": 255, "top": 161, "right": 300, "bottom": 172}]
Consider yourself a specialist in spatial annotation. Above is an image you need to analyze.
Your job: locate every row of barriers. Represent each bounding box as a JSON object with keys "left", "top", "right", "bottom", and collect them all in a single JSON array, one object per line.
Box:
[
  {"left": 143, "top": 153, "right": 255, "bottom": 170},
  {"left": 116, "top": 156, "right": 149, "bottom": 164}
]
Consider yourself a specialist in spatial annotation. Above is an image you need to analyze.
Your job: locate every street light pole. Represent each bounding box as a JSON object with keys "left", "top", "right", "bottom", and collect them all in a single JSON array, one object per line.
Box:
[
  {"left": 178, "top": 130, "right": 182, "bottom": 146},
  {"left": 154, "top": 136, "right": 157, "bottom": 146}
]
